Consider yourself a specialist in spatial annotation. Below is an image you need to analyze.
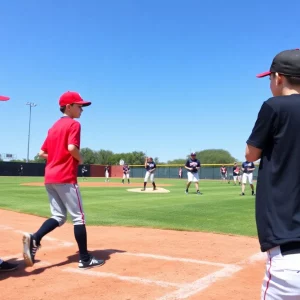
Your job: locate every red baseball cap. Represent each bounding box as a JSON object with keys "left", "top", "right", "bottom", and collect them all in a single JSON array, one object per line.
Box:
[
  {"left": 0, "top": 95, "right": 10, "bottom": 101},
  {"left": 59, "top": 91, "right": 91, "bottom": 107}
]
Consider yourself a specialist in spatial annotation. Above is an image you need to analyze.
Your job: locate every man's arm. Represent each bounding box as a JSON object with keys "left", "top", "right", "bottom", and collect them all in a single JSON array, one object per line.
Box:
[
  {"left": 245, "top": 144, "right": 262, "bottom": 162},
  {"left": 246, "top": 101, "right": 276, "bottom": 162}
]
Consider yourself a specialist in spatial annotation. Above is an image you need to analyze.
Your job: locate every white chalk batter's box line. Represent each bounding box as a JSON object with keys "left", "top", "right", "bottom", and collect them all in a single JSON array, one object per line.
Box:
[
  {"left": 0, "top": 224, "right": 74, "bottom": 247},
  {"left": 1, "top": 224, "right": 266, "bottom": 299}
]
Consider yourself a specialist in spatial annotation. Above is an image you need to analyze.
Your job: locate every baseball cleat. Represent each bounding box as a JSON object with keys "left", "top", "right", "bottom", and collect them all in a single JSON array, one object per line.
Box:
[
  {"left": 78, "top": 256, "right": 105, "bottom": 269},
  {"left": 0, "top": 261, "right": 18, "bottom": 272},
  {"left": 22, "top": 233, "right": 40, "bottom": 267}
]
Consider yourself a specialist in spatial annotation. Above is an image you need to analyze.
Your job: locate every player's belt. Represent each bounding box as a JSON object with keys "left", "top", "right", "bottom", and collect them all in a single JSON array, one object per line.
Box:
[{"left": 280, "top": 242, "right": 300, "bottom": 256}]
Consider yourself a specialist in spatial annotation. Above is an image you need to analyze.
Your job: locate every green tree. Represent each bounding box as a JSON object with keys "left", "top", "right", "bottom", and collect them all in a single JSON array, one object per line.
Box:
[
  {"left": 33, "top": 153, "right": 46, "bottom": 163},
  {"left": 94, "top": 149, "right": 114, "bottom": 165},
  {"left": 196, "top": 149, "right": 237, "bottom": 164},
  {"left": 167, "top": 158, "right": 187, "bottom": 165},
  {"left": 80, "top": 148, "right": 97, "bottom": 164}
]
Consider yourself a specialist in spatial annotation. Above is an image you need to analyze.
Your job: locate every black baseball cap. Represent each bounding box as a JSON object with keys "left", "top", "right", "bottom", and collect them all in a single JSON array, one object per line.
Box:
[{"left": 257, "top": 49, "right": 300, "bottom": 78}]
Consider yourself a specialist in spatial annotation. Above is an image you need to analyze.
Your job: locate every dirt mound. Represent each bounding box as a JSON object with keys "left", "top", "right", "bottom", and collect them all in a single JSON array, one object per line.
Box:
[{"left": 21, "top": 182, "right": 173, "bottom": 188}]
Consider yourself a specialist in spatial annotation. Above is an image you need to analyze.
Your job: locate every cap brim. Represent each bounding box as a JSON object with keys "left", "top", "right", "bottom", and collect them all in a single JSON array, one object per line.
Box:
[
  {"left": 256, "top": 71, "right": 271, "bottom": 78},
  {"left": 76, "top": 101, "right": 91, "bottom": 107},
  {"left": 0, "top": 95, "right": 10, "bottom": 101}
]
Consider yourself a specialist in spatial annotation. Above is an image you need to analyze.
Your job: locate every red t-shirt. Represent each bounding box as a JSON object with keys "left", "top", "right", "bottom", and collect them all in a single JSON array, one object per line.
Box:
[{"left": 41, "top": 117, "right": 81, "bottom": 184}]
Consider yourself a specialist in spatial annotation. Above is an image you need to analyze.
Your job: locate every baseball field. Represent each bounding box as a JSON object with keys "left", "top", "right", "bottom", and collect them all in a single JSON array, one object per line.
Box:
[{"left": 0, "top": 176, "right": 265, "bottom": 300}]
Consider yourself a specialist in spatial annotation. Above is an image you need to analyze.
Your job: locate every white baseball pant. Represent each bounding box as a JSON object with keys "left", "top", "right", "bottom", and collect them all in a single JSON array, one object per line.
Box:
[
  {"left": 261, "top": 245, "right": 300, "bottom": 299},
  {"left": 242, "top": 173, "right": 253, "bottom": 184},
  {"left": 144, "top": 171, "right": 155, "bottom": 182},
  {"left": 187, "top": 172, "right": 199, "bottom": 182},
  {"left": 123, "top": 173, "right": 129, "bottom": 179}
]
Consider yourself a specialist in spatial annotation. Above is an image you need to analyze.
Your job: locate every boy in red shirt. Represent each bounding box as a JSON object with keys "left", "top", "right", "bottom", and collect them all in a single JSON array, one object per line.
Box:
[{"left": 22, "top": 91, "right": 104, "bottom": 269}]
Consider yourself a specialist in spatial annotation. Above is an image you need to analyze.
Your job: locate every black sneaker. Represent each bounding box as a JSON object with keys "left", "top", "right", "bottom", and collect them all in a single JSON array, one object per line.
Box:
[
  {"left": 0, "top": 261, "right": 18, "bottom": 272},
  {"left": 252, "top": 191, "right": 255, "bottom": 196},
  {"left": 78, "top": 255, "right": 105, "bottom": 269},
  {"left": 22, "top": 233, "right": 40, "bottom": 267},
  {"left": 240, "top": 193, "right": 245, "bottom": 196}
]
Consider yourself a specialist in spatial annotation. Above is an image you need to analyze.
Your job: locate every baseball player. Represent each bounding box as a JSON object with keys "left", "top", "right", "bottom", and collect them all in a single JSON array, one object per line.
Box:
[
  {"left": 220, "top": 165, "right": 229, "bottom": 183},
  {"left": 22, "top": 91, "right": 104, "bottom": 269},
  {"left": 247, "top": 49, "right": 300, "bottom": 299},
  {"left": 184, "top": 152, "right": 201, "bottom": 194},
  {"left": 232, "top": 162, "right": 241, "bottom": 185},
  {"left": 240, "top": 161, "right": 255, "bottom": 196},
  {"left": 0, "top": 95, "right": 18, "bottom": 272},
  {"left": 122, "top": 164, "right": 130, "bottom": 184},
  {"left": 81, "top": 165, "right": 87, "bottom": 181},
  {"left": 141, "top": 157, "right": 156, "bottom": 191},
  {"left": 178, "top": 167, "right": 183, "bottom": 179},
  {"left": 104, "top": 164, "right": 109, "bottom": 182}
]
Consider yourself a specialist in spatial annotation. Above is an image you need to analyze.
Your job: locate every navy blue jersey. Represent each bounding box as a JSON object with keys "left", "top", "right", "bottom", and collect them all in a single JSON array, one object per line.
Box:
[
  {"left": 123, "top": 166, "right": 130, "bottom": 174},
  {"left": 242, "top": 161, "right": 255, "bottom": 174},
  {"left": 185, "top": 158, "right": 200, "bottom": 173},
  {"left": 105, "top": 166, "right": 109, "bottom": 172},
  {"left": 146, "top": 162, "right": 156, "bottom": 171}
]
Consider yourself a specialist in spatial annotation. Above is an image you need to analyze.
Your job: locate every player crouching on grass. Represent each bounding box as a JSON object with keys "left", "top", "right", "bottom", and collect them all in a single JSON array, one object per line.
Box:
[
  {"left": 22, "top": 91, "right": 104, "bottom": 269},
  {"left": 185, "top": 152, "right": 202, "bottom": 194},
  {"left": 141, "top": 157, "right": 157, "bottom": 191}
]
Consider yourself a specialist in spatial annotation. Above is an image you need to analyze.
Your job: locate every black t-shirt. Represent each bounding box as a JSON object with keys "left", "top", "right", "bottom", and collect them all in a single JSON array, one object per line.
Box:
[
  {"left": 247, "top": 95, "right": 300, "bottom": 252},
  {"left": 185, "top": 158, "right": 201, "bottom": 173}
]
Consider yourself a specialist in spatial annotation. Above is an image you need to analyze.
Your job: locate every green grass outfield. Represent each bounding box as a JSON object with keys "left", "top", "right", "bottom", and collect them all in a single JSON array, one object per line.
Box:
[{"left": 0, "top": 176, "right": 258, "bottom": 237}]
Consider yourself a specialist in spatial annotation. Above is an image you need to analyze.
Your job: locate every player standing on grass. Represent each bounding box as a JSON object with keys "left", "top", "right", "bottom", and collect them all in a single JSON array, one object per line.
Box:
[
  {"left": 141, "top": 157, "right": 156, "bottom": 191},
  {"left": 104, "top": 164, "right": 110, "bottom": 182},
  {"left": 184, "top": 152, "right": 201, "bottom": 194},
  {"left": 0, "top": 94, "right": 18, "bottom": 272},
  {"left": 246, "top": 49, "right": 300, "bottom": 299},
  {"left": 122, "top": 164, "right": 130, "bottom": 184},
  {"left": 232, "top": 162, "right": 241, "bottom": 185},
  {"left": 220, "top": 165, "right": 228, "bottom": 183},
  {"left": 22, "top": 91, "right": 104, "bottom": 269},
  {"left": 240, "top": 161, "right": 255, "bottom": 196}
]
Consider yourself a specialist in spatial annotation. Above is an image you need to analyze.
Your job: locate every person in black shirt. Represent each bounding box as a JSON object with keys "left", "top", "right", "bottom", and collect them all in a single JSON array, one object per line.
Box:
[
  {"left": 246, "top": 49, "right": 300, "bottom": 299},
  {"left": 184, "top": 152, "right": 201, "bottom": 194}
]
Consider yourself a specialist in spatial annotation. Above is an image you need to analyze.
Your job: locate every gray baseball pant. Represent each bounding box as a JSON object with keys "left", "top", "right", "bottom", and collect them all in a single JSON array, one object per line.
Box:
[{"left": 45, "top": 184, "right": 85, "bottom": 226}]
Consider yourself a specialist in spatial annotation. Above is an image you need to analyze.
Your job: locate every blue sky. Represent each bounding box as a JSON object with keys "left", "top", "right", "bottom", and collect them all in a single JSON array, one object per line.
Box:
[{"left": 1, "top": 0, "right": 299, "bottom": 163}]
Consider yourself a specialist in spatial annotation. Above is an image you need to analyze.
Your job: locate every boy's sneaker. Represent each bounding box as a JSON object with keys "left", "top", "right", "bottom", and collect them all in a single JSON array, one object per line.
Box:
[
  {"left": 252, "top": 191, "right": 255, "bottom": 196},
  {"left": 22, "top": 233, "right": 40, "bottom": 267},
  {"left": 185, "top": 190, "right": 188, "bottom": 194},
  {"left": 240, "top": 193, "right": 245, "bottom": 196},
  {"left": 78, "top": 256, "right": 105, "bottom": 269},
  {"left": 0, "top": 261, "right": 18, "bottom": 272},
  {"left": 197, "top": 191, "right": 202, "bottom": 195}
]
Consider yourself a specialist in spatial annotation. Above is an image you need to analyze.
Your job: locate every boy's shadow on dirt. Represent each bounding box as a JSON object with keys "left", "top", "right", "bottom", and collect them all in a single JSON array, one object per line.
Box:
[{"left": 0, "top": 249, "right": 125, "bottom": 280}]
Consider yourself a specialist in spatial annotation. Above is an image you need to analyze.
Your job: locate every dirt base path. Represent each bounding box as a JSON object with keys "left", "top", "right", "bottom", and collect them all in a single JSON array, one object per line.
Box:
[
  {"left": 0, "top": 210, "right": 265, "bottom": 300},
  {"left": 21, "top": 182, "right": 173, "bottom": 187}
]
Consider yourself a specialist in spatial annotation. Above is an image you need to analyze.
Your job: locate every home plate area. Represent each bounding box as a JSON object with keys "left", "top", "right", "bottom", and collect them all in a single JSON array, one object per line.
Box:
[
  {"left": 0, "top": 210, "right": 265, "bottom": 300},
  {"left": 127, "top": 187, "right": 170, "bottom": 193}
]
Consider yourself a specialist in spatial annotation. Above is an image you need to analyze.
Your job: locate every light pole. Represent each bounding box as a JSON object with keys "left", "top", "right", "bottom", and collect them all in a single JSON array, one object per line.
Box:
[{"left": 26, "top": 102, "right": 37, "bottom": 162}]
